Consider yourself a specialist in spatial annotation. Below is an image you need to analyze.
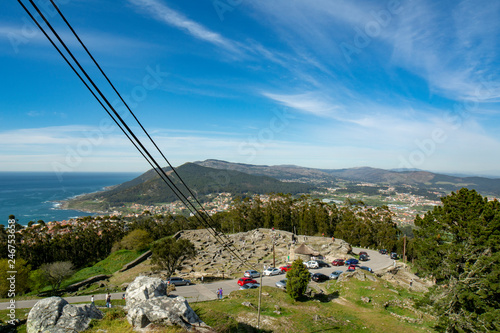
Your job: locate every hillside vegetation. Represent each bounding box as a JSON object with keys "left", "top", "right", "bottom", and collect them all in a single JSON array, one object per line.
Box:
[{"left": 65, "top": 163, "right": 317, "bottom": 208}]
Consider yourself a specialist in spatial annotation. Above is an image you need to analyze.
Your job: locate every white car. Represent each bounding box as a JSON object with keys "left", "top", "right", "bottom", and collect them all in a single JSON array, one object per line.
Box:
[
  {"left": 305, "top": 260, "right": 319, "bottom": 269},
  {"left": 263, "top": 267, "right": 281, "bottom": 276}
]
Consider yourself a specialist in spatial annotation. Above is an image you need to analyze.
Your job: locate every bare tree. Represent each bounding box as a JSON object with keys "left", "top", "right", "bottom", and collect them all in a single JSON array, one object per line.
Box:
[{"left": 40, "top": 261, "right": 74, "bottom": 293}]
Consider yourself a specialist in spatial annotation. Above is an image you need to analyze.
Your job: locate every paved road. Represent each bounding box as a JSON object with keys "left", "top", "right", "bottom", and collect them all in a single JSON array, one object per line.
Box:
[{"left": 0, "top": 247, "right": 393, "bottom": 310}]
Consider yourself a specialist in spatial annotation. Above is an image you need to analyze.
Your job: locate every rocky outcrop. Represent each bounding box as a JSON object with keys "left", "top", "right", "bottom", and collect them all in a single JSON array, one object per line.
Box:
[
  {"left": 26, "top": 297, "right": 102, "bottom": 333},
  {"left": 125, "top": 276, "right": 212, "bottom": 332},
  {"left": 176, "top": 228, "right": 352, "bottom": 278}
]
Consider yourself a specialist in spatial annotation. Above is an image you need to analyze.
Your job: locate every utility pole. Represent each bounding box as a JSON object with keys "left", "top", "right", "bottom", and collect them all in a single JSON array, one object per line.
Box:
[
  {"left": 403, "top": 234, "right": 407, "bottom": 263},
  {"left": 272, "top": 230, "right": 276, "bottom": 268},
  {"left": 257, "top": 266, "right": 263, "bottom": 329},
  {"left": 272, "top": 239, "right": 276, "bottom": 268}
]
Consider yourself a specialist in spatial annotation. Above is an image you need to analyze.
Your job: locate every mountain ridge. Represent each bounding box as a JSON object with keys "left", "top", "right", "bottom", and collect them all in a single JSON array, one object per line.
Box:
[{"left": 194, "top": 159, "right": 500, "bottom": 197}]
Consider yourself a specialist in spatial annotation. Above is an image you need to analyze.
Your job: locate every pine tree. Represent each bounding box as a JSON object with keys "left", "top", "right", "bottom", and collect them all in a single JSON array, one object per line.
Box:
[{"left": 414, "top": 188, "right": 500, "bottom": 332}]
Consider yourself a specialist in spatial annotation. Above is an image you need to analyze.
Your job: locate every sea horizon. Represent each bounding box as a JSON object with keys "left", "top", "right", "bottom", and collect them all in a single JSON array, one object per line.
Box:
[{"left": 0, "top": 171, "right": 140, "bottom": 226}]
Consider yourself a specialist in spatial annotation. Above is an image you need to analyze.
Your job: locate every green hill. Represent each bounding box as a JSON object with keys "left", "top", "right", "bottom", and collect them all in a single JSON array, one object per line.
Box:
[{"left": 68, "top": 163, "right": 317, "bottom": 207}]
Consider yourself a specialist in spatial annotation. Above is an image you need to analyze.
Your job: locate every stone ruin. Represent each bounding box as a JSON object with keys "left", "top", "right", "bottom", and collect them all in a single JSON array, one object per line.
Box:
[{"left": 175, "top": 228, "right": 352, "bottom": 279}]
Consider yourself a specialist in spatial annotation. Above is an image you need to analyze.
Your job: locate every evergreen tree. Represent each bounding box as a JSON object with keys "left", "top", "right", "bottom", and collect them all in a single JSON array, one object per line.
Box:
[
  {"left": 414, "top": 188, "right": 500, "bottom": 332},
  {"left": 286, "top": 259, "right": 310, "bottom": 300}
]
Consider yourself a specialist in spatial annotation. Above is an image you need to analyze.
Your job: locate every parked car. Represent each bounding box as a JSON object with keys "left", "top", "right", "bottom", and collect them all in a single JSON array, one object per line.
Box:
[
  {"left": 238, "top": 277, "right": 258, "bottom": 286},
  {"left": 347, "top": 264, "right": 356, "bottom": 272},
  {"left": 332, "top": 259, "right": 345, "bottom": 266},
  {"left": 275, "top": 279, "right": 287, "bottom": 289},
  {"left": 345, "top": 258, "right": 359, "bottom": 265},
  {"left": 359, "top": 254, "right": 369, "bottom": 261},
  {"left": 359, "top": 266, "right": 373, "bottom": 273},
  {"left": 166, "top": 277, "right": 191, "bottom": 286},
  {"left": 279, "top": 264, "right": 292, "bottom": 273},
  {"left": 244, "top": 270, "right": 260, "bottom": 278},
  {"left": 379, "top": 249, "right": 387, "bottom": 255},
  {"left": 329, "top": 270, "right": 343, "bottom": 280},
  {"left": 316, "top": 260, "right": 330, "bottom": 268},
  {"left": 263, "top": 267, "right": 281, "bottom": 276},
  {"left": 359, "top": 251, "right": 368, "bottom": 257},
  {"left": 239, "top": 283, "right": 259, "bottom": 290},
  {"left": 311, "top": 273, "right": 330, "bottom": 282},
  {"left": 305, "top": 260, "right": 319, "bottom": 269},
  {"left": 390, "top": 252, "right": 398, "bottom": 260}
]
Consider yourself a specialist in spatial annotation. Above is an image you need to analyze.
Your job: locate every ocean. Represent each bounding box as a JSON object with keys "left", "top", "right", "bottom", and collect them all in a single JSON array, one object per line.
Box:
[{"left": 0, "top": 172, "right": 140, "bottom": 226}]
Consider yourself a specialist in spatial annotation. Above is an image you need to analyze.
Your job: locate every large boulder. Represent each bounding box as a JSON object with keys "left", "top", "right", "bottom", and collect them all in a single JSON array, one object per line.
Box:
[
  {"left": 125, "top": 276, "right": 212, "bottom": 332},
  {"left": 124, "top": 275, "right": 167, "bottom": 311},
  {"left": 27, "top": 297, "right": 102, "bottom": 333}
]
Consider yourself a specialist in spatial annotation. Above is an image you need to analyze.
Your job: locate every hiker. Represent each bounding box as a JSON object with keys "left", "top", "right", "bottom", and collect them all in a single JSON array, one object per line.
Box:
[
  {"left": 90, "top": 295, "right": 94, "bottom": 306},
  {"left": 410, "top": 279, "right": 413, "bottom": 287},
  {"left": 106, "top": 293, "right": 111, "bottom": 308}
]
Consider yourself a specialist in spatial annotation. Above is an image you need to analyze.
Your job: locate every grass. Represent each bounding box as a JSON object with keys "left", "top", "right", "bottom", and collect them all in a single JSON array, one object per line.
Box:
[
  {"left": 2, "top": 274, "right": 438, "bottom": 333},
  {"left": 61, "top": 249, "right": 145, "bottom": 289},
  {"left": 190, "top": 277, "right": 437, "bottom": 333}
]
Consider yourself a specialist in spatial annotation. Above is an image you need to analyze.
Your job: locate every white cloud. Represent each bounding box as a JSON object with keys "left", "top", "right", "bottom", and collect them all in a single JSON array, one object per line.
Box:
[
  {"left": 263, "top": 92, "right": 342, "bottom": 118},
  {"left": 387, "top": 0, "right": 500, "bottom": 102},
  {"left": 129, "top": 0, "right": 242, "bottom": 55}
]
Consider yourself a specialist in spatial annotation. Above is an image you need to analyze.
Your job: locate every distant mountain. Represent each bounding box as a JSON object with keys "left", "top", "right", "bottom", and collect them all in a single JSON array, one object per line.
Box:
[
  {"left": 74, "top": 163, "right": 317, "bottom": 205},
  {"left": 194, "top": 160, "right": 500, "bottom": 197},
  {"left": 194, "top": 159, "right": 336, "bottom": 183}
]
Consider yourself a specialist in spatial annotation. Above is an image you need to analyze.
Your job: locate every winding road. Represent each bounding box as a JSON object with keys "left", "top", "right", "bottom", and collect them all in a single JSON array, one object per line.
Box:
[{"left": 0, "top": 247, "right": 393, "bottom": 311}]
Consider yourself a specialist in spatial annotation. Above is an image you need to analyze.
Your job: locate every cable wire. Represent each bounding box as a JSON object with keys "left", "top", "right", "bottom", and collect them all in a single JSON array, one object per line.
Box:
[
  {"left": 48, "top": 0, "right": 243, "bottom": 252},
  {"left": 18, "top": 0, "right": 254, "bottom": 270}
]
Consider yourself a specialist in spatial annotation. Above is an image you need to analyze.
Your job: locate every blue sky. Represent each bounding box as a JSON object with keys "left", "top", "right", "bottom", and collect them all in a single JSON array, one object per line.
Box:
[{"left": 1, "top": 0, "right": 500, "bottom": 176}]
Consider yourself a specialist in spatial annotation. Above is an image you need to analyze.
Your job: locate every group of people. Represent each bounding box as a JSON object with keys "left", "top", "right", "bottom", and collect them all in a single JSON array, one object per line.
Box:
[
  {"left": 90, "top": 293, "right": 113, "bottom": 308},
  {"left": 217, "top": 288, "right": 223, "bottom": 300}
]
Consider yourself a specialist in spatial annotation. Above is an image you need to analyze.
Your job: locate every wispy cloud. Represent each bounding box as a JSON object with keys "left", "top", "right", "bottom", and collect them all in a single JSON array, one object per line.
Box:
[
  {"left": 128, "top": 0, "right": 242, "bottom": 55},
  {"left": 0, "top": 22, "right": 155, "bottom": 58},
  {"left": 387, "top": 0, "right": 500, "bottom": 102},
  {"left": 262, "top": 92, "right": 342, "bottom": 118}
]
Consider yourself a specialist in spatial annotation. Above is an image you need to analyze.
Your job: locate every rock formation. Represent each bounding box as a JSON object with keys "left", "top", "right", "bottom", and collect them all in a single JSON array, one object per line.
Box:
[
  {"left": 175, "top": 228, "right": 352, "bottom": 278},
  {"left": 125, "top": 276, "right": 212, "bottom": 332},
  {"left": 26, "top": 297, "right": 102, "bottom": 333}
]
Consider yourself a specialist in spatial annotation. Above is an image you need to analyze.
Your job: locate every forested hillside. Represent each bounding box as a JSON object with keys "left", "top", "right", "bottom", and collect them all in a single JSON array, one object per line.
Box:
[{"left": 70, "top": 163, "right": 317, "bottom": 206}]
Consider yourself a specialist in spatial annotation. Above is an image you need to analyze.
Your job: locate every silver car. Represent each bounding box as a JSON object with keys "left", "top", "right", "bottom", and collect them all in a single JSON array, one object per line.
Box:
[
  {"left": 166, "top": 277, "right": 191, "bottom": 286},
  {"left": 239, "top": 283, "right": 260, "bottom": 290},
  {"left": 329, "top": 270, "right": 343, "bottom": 280},
  {"left": 244, "top": 270, "right": 260, "bottom": 278},
  {"left": 275, "top": 279, "right": 287, "bottom": 289},
  {"left": 263, "top": 267, "right": 281, "bottom": 276}
]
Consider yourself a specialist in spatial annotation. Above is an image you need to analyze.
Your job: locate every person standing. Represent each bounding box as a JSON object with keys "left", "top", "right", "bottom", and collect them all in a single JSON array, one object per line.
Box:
[
  {"left": 90, "top": 295, "right": 94, "bottom": 306},
  {"left": 220, "top": 288, "right": 223, "bottom": 300},
  {"left": 216, "top": 288, "right": 221, "bottom": 300},
  {"left": 106, "top": 293, "right": 111, "bottom": 308}
]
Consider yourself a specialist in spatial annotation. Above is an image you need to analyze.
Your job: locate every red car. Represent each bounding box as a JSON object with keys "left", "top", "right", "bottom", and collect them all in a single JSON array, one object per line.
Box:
[
  {"left": 347, "top": 264, "right": 356, "bottom": 271},
  {"left": 238, "top": 277, "right": 257, "bottom": 286},
  {"left": 280, "top": 264, "right": 292, "bottom": 272},
  {"left": 332, "top": 259, "right": 345, "bottom": 266}
]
